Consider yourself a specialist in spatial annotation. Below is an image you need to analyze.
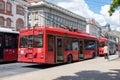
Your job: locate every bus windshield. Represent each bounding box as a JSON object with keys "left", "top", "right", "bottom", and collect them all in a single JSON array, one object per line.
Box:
[
  {"left": 20, "top": 34, "right": 43, "bottom": 48},
  {"left": 20, "top": 36, "right": 27, "bottom": 48},
  {"left": 99, "top": 42, "right": 105, "bottom": 47},
  {"left": 34, "top": 35, "right": 43, "bottom": 48}
]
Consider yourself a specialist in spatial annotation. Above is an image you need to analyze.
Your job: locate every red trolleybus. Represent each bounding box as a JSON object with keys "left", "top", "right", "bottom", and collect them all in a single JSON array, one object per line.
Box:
[
  {"left": 98, "top": 38, "right": 116, "bottom": 55},
  {"left": 18, "top": 27, "right": 98, "bottom": 64},
  {"left": 98, "top": 38, "right": 106, "bottom": 55},
  {"left": 0, "top": 28, "right": 19, "bottom": 62}
]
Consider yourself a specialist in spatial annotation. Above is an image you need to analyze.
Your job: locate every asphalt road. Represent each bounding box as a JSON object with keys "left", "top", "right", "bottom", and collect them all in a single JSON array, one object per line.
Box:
[
  {"left": 0, "top": 53, "right": 120, "bottom": 80},
  {"left": 0, "top": 62, "right": 65, "bottom": 78},
  {"left": 0, "top": 62, "right": 37, "bottom": 78}
]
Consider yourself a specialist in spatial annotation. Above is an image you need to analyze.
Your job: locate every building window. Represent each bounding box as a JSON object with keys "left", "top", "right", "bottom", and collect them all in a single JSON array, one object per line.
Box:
[
  {"left": 6, "top": 18, "right": 11, "bottom": 27},
  {"left": 16, "top": 18, "right": 24, "bottom": 31},
  {"left": 16, "top": 5, "right": 24, "bottom": 15},
  {"left": 0, "top": 17, "right": 4, "bottom": 27},
  {"left": 6, "top": 2, "right": 12, "bottom": 13},
  {"left": 0, "top": 1, "right": 4, "bottom": 10},
  {"left": 0, "top": 1, "right": 5, "bottom": 13}
]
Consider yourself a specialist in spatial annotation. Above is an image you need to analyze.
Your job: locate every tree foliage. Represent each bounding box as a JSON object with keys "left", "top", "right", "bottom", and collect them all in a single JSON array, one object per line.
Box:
[{"left": 109, "top": 0, "right": 120, "bottom": 16}]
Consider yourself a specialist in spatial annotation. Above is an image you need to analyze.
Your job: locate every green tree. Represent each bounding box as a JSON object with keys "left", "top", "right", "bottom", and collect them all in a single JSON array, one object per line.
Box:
[{"left": 109, "top": 0, "right": 120, "bottom": 16}]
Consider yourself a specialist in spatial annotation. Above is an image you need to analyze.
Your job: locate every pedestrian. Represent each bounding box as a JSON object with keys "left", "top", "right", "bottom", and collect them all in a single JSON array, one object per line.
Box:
[{"left": 103, "top": 44, "right": 109, "bottom": 61}]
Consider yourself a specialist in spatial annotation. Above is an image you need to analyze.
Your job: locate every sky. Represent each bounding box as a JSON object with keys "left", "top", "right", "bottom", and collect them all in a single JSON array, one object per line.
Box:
[
  {"left": 47, "top": 0, "right": 120, "bottom": 31},
  {"left": 85, "top": 0, "right": 111, "bottom": 14}
]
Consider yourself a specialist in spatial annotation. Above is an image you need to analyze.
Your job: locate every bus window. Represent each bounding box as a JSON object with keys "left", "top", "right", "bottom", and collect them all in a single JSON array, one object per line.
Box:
[
  {"left": 72, "top": 39, "right": 78, "bottom": 50},
  {"left": 0, "top": 37, "right": 2, "bottom": 47},
  {"left": 0, "top": 35, "right": 3, "bottom": 60},
  {"left": 48, "top": 35, "right": 54, "bottom": 51},
  {"left": 28, "top": 35, "right": 33, "bottom": 48},
  {"left": 84, "top": 40, "right": 95, "bottom": 50},
  {"left": 5, "top": 34, "right": 18, "bottom": 48},
  {"left": 99, "top": 42, "right": 105, "bottom": 47},
  {"left": 34, "top": 34, "right": 43, "bottom": 48},
  {"left": 12, "top": 35, "right": 18, "bottom": 48},
  {"left": 65, "top": 38, "right": 72, "bottom": 51},
  {"left": 12, "top": 35, "right": 17, "bottom": 48},
  {"left": 20, "top": 36, "right": 27, "bottom": 48},
  {"left": 5, "top": 35, "right": 11, "bottom": 48}
]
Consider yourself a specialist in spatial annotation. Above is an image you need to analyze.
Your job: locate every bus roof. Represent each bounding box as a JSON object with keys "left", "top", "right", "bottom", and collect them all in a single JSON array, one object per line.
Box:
[
  {"left": 107, "top": 39, "right": 116, "bottom": 43},
  {"left": 21, "top": 26, "right": 97, "bottom": 40},
  {"left": 45, "top": 27, "right": 97, "bottom": 39},
  {"left": 0, "top": 27, "right": 19, "bottom": 34},
  {"left": 99, "top": 37, "right": 106, "bottom": 41}
]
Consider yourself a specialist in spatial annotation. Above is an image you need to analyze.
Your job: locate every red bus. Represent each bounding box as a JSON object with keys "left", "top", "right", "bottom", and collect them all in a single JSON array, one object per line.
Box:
[
  {"left": 98, "top": 37, "right": 116, "bottom": 55},
  {"left": 18, "top": 27, "right": 98, "bottom": 64},
  {"left": 0, "top": 28, "right": 19, "bottom": 62},
  {"left": 98, "top": 38, "right": 106, "bottom": 55}
]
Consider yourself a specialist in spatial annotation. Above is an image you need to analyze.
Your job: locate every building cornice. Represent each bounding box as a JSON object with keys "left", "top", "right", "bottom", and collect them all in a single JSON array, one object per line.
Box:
[
  {"left": 29, "top": 1, "right": 86, "bottom": 21},
  {"left": 14, "top": 0, "right": 30, "bottom": 7}
]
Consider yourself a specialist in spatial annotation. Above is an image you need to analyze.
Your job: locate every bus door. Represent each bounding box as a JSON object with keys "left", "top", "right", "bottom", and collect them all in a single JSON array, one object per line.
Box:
[
  {"left": 56, "top": 37, "right": 64, "bottom": 63},
  {"left": 79, "top": 39, "right": 84, "bottom": 60},
  {"left": 0, "top": 34, "right": 4, "bottom": 61}
]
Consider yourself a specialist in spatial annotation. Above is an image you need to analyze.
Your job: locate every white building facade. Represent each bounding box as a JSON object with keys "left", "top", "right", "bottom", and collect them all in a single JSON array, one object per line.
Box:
[
  {"left": 27, "top": 0, "right": 86, "bottom": 32},
  {"left": 86, "top": 18, "right": 101, "bottom": 38},
  {"left": 0, "top": 0, "right": 28, "bottom": 31}
]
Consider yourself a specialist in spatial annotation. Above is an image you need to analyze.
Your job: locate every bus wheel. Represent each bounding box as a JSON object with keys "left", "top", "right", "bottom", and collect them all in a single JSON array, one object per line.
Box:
[{"left": 67, "top": 55, "right": 73, "bottom": 63}]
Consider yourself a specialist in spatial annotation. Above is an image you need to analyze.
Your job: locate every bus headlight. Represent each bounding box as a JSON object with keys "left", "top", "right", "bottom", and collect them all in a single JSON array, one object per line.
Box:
[{"left": 20, "top": 50, "right": 24, "bottom": 55}]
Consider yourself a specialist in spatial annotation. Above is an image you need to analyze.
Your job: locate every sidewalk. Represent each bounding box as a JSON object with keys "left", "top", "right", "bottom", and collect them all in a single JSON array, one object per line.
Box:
[
  {"left": 109, "top": 52, "right": 120, "bottom": 61},
  {"left": 1, "top": 54, "right": 120, "bottom": 80}
]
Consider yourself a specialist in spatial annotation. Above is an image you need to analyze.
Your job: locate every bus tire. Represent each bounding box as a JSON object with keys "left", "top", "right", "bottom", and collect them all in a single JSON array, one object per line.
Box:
[{"left": 67, "top": 55, "right": 73, "bottom": 64}]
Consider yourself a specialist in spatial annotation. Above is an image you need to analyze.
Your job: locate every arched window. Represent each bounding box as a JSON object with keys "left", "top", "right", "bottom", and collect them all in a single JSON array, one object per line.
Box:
[
  {"left": 0, "top": 16, "right": 4, "bottom": 27},
  {"left": 6, "top": 18, "right": 11, "bottom": 27},
  {"left": 16, "top": 18, "right": 24, "bottom": 31}
]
